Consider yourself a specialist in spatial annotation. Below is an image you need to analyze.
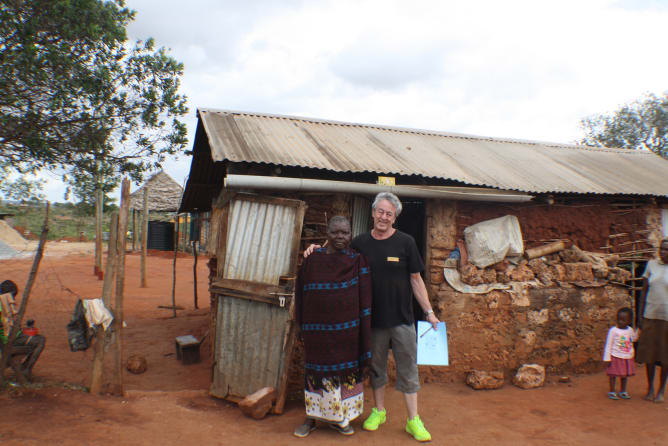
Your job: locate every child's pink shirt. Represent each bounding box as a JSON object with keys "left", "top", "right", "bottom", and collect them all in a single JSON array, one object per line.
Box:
[{"left": 603, "top": 326, "right": 638, "bottom": 361}]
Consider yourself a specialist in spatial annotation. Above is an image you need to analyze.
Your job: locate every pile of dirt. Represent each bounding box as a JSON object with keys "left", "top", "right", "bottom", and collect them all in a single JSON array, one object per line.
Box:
[{"left": 0, "top": 220, "right": 29, "bottom": 250}]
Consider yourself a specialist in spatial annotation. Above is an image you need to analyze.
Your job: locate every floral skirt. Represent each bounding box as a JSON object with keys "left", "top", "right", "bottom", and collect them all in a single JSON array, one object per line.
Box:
[{"left": 304, "top": 374, "right": 364, "bottom": 426}]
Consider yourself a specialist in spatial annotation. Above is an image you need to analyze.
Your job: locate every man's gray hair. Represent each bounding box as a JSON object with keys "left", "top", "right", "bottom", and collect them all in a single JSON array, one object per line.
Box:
[{"left": 372, "top": 192, "right": 402, "bottom": 216}]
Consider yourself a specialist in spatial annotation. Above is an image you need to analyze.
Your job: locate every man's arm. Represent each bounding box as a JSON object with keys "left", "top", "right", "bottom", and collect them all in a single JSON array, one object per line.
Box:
[{"left": 410, "top": 272, "right": 439, "bottom": 329}]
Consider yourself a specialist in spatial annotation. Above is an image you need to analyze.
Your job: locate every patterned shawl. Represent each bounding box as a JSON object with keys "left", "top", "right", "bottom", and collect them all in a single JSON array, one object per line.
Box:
[{"left": 295, "top": 248, "right": 372, "bottom": 384}]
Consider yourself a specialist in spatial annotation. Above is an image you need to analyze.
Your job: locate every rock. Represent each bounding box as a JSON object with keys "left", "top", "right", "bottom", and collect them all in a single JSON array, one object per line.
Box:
[
  {"left": 126, "top": 355, "right": 147, "bottom": 374},
  {"left": 461, "top": 264, "right": 484, "bottom": 285},
  {"left": 466, "top": 370, "right": 504, "bottom": 390},
  {"left": 559, "top": 249, "right": 580, "bottom": 263},
  {"left": 562, "top": 263, "right": 593, "bottom": 282},
  {"left": 527, "top": 309, "right": 549, "bottom": 325},
  {"left": 497, "top": 270, "right": 512, "bottom": 283},
  {"left": 513, "top": 364, "right": 546, "bottom": 389},
  {"left": 550, "top": 264, "right": 566, "bottom": 281},
  {"left": 527, "top": 259, "right": 549, "bottom": 276},
  {"left": 238, "top": 387, "right": 276, "bottom": 420},
  {"left": 607, "top": 267, "right": 631, "bottom": 283},
  {"left": 482, "top": 268, "right": 498, "bottom": 283},
  {"left": 493, "top": 260, "right": 509, "bottom": 272},
  {"left": 510, "top": 264, "right": 535, "bottom": 282}
]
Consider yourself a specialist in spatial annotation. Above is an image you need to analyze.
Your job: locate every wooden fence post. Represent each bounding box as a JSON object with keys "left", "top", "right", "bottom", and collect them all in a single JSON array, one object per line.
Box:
[
  {"left": 90, "top": 212, "right": 118, "bottom": 394},
  {"left": 171, "top": 214, "right": 180, "bottom": 318},
  {"left": 140, "top": 187, "right": 149, "bottom": 288},
  {"left": 110, "top": 179, "right": 130, "bottom": 396}
]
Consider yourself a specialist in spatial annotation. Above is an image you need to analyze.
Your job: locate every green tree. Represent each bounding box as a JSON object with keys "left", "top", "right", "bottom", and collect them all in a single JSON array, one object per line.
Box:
[
  {"left": 0, "top": 0, "right": 134, "bottom": 172},
  {"left": 580, "top": 92, "right": 668, "bottom": 159},
  {"left": 1, "top": 0, "right": 188, "bottom": 182}
]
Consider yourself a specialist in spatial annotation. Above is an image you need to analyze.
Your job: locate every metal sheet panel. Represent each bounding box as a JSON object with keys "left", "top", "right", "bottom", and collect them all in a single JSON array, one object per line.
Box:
[
  {"left": 197, "top": 108, "right": 668, "bottom": 197},
  {"left": 352, "top": 196, "right": 371, "bottom": 238},
  {"left": 223, "top": 199, "right": 298, "bottom": 284},
  {"left": 211, "top": 295, "right": 291, "bottom": 399}
]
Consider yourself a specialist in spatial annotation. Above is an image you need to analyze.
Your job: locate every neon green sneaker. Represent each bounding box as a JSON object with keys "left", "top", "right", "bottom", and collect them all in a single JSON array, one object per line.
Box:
[
  {"left": 406, "top": 415, "right": 431, "bottom": 442},
  {"left": 362, "top": 407, "right": 387, "bottom": 431}
]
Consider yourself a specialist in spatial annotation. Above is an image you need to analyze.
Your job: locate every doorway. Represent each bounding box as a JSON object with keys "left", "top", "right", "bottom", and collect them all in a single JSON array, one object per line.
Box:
[{"left": 396, "top": 199, "right": 427, "bottom": 322}]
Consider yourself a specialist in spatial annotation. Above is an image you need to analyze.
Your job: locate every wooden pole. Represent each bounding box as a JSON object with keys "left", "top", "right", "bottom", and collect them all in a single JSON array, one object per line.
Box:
[
  {"left": 90, "top": 212, "right": 118, "bottom": 394},
  {"left": 193, "top": 214, "right": 201, "bottom": 310},
  {"left": 132, "top": 210, "right": 136, "bottom": 251},
  {"left": 193, "top": 238, "right": 199, "bottom": 310},
  {"left": 111, "top": 179, "right": 131, "bottom": 396},
  {"left": 140, "top": 187, "right": 149, "bottom": 288},
  {"left": 95, "top": 188, "right": 103, "bottom": 277},
  {"left": 184, "top": 213, "right": 189, "bottom": 253},
  {"left": 171, "top": 214, "right": 180, "bottom": 318},
  {"left": 0, "top": 203, "right": 49, "bottom": 386}
]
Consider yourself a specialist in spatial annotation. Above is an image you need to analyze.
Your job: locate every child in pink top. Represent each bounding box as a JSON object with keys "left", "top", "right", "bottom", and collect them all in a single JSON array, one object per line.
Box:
[{"left": 603, "top": 307, "right": 639, "bottom": 400}]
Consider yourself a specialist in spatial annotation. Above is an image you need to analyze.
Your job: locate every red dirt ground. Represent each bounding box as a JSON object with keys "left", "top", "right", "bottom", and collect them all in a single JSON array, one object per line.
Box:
[{"left": 1, "top": 251, "right": 667, "bottom": 446}]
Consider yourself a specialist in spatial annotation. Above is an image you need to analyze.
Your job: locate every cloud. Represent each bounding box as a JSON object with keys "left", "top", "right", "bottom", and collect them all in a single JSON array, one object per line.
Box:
[{"left": 23, "top": 0, "right": 668, "bottom": 203}]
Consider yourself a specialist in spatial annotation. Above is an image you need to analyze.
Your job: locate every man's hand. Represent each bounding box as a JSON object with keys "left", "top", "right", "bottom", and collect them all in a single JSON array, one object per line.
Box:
[
  {"left": 303, "top": 244, "right": 321, "bottom": 258},
  {"left": 426, "top": 312, "right": 440, "bottom": 330}
]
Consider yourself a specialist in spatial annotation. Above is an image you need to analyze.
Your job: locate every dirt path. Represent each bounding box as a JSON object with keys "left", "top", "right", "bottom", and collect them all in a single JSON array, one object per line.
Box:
[{"left": 1, "top": 252, "right": 666, "bottom": 445}]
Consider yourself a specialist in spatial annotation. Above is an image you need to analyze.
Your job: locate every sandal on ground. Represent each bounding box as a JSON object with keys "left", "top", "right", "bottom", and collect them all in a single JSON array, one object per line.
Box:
[
  {"left": 607, "top": 392, "right": 619, "bottom": 400},
  {"left": 293, "top": 419, "right": 317, "bottom": 438},
  {"left": 618, "top": 392, "right": 631, "bottom": 399},
  {"left": 328, "top": 423, "right": 355, "bottom": 436}
]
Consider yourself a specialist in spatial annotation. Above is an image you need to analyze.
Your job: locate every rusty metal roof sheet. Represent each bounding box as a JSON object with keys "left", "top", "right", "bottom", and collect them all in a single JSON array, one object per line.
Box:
[{"left": 197, "top": 108, "right": 668, "bottom": 197}]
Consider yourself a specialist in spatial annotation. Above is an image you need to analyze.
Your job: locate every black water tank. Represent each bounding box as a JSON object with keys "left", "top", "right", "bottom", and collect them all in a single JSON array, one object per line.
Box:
[{"left": 147, "top": 221, "right": 174, "bottom": 251}]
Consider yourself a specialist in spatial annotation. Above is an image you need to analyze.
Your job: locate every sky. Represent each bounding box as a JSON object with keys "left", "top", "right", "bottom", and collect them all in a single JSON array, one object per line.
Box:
[{"left": 36, "top": 0, "right": 668, "bottom": 202}]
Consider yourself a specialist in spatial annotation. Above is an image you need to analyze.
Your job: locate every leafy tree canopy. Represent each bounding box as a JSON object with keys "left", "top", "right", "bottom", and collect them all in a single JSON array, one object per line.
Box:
[
  {"left": 580, "top": 92, "right": 668, "bottom": 159},
  {"left": 1, "top": 0, "right": 189, "bottom": 187}
]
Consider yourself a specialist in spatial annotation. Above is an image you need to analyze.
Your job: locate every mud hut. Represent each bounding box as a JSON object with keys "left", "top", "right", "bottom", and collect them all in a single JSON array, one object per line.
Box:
[{"left": 179, "top": 109, "right": 668, "bottom": 409}]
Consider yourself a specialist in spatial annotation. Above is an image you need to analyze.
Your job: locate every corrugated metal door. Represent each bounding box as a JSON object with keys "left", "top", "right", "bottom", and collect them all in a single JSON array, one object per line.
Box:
[{"left": 210, "top": 192, "right": 306, "bottom": 414}]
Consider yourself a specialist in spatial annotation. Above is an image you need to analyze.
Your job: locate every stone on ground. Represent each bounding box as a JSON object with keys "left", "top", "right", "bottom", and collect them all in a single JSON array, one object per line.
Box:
[
  {"left": 126, "top": 355, "right": 148, "bottom": 374},
  {"left": 466, "top": 370, "right": 505, "bottom": 390},
  {"left": 513, "top": 364, "right": 545, "bottom": 389},
  {"left": 238, "top": 387, "right": 276, "bottom": 420}
]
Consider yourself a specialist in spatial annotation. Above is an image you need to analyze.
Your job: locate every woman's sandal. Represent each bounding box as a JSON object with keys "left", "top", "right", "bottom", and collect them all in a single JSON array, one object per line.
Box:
[
  {"left": 607, "top": 392, "right": 619, "bottom": 400},
  {"left": 293, "top": 419, "right": 317, "bottom": 438},
  {"left": 328, "top": 423, "right": 355, "bottom": 436},
  {"left": 618, "top": 392, "right": 631, "bottom": 399}
]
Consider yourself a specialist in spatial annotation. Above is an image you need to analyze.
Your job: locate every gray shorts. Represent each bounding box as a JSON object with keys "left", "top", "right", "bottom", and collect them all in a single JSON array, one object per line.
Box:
[{"left": 370, "top": 324, "right": 420, "bottom": 394}]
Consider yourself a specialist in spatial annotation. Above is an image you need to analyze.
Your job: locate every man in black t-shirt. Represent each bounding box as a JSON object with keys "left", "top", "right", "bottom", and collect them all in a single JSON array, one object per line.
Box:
[{"left": 304, "top": 192, "right": 440, "bottom": 442}]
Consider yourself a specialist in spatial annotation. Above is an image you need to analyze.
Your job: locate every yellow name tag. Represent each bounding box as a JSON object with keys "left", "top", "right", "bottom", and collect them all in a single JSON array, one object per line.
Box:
[{"left": 387, "top": 257, "right": 399, "bottom": 262}]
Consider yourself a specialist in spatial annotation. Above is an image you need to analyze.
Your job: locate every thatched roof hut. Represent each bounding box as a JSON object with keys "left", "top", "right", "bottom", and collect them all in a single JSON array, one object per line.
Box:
[{"left": 130, "top": 171, "right": 183, "bottom": 212}]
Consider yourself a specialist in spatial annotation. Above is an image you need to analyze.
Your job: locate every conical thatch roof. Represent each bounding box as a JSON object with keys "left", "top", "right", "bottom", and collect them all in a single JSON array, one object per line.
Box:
[{"left": 130, "top": 171, "right": 183, "bottom": 212}]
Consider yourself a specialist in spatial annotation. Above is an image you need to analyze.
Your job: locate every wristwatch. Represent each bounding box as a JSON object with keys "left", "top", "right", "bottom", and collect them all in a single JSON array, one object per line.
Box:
[{"left": 425, "top": 309, "right": 434, "bottom": 316}]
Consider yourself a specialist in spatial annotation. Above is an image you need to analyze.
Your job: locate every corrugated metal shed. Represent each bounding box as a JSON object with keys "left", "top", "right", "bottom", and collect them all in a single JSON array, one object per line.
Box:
[
  {"left": 197, "top": 108, "right": 668, "bottom": 197},
  {"left": 209, "top": 193, "right": 306, "bottom": 413}
]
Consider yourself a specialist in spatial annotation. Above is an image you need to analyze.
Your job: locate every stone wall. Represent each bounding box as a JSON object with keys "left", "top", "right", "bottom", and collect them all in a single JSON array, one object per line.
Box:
[{"left": 422, "top": 199, "right": 643, "bottom": 382}]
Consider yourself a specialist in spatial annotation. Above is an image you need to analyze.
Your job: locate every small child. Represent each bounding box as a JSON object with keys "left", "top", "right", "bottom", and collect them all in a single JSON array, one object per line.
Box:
[{"left": 603, "top": 307, "right": 639, "bottom": 399}]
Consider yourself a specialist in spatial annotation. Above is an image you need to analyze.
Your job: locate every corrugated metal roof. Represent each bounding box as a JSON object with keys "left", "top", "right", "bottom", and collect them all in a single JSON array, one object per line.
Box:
[{"left": 198, "top": 108, "right": 668, "bottom": 197}]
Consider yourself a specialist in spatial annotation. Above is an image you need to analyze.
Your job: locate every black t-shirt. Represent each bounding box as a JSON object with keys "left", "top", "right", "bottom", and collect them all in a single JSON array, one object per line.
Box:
[{"left": 351, "top": 230, "right": 425, "bottom": 328}]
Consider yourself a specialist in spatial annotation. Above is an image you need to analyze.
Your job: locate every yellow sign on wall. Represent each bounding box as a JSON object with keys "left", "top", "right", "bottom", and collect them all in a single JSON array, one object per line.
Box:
[{"left": 377, "top": 176, "right": 396, "bottom": 186}]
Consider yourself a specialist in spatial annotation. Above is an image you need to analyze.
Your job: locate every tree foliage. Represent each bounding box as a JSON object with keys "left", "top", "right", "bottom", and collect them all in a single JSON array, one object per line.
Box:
[
  {"left": 581, "top": 92, "right": 668, "bottom": 159},
  {"left": 0, "top": 0, "right": 133, "bottom": 172},
  {"left": 1, "top": 0, "right": 189, "bottom": 186}
]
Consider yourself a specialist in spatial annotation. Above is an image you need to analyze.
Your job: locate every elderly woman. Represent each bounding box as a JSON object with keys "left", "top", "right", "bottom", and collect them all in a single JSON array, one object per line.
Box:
[
  {"left": 637, "top": 238, "right": 668, "bottom": 403},
  {"left": 293, "top": 216, "right": 372, "bottom": 437}
]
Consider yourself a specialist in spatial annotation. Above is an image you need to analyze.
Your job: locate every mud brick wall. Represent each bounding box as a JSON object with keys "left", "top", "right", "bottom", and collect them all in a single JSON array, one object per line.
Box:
[
  {"left": 423, "top": 199, "right": 639, "bottom": 382},
  {"left": 424, "top": 285, "right": 631, "bottom": 381},
  {"left": 456, "top": 200, "right": 655, "bottom": 253}
]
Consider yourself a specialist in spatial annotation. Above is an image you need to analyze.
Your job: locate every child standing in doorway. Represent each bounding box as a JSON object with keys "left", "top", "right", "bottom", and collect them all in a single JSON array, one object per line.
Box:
[{"left": 603, "top": 307, "right": 639, "bottom": 399}]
